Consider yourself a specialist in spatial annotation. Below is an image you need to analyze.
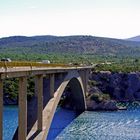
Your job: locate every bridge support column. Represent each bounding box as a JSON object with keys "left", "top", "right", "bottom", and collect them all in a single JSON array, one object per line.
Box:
[
  {"left": 58, "top": 73, "right": 63, "bottom": 80},
  {"left": 79, "top": 70, "right": 89, "bottom": 97},
  {"left": 35, "top": 75, "right": 43, "bottom": 131},
  {"left": 0, "top": 80, "right": 3, "bottom": 140},
  {"left": 85, "top": 70, "right": 90, "bottom": 97},
  {"left": 18, "top": 77, "right": 27, "bottom": 140},
  {"left": 50, "top": 74, "right": 54, "bottom": 98}
]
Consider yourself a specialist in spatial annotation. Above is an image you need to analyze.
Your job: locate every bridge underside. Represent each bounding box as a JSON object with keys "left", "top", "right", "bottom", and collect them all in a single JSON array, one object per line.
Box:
[{"left": 62, "top": 77, "right": 86, "bottom": 111}]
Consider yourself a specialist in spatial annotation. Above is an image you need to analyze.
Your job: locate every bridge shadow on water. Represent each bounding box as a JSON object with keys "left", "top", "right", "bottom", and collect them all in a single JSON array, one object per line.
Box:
[
  {"left": 47, "top": 107, "right": 81, "bottom": 140},
  {"left": 47, "top": 73, "right": 85, "bottom": 140},
  {"left": 47, "top": 75, "right": 85, "bottom": 140}
]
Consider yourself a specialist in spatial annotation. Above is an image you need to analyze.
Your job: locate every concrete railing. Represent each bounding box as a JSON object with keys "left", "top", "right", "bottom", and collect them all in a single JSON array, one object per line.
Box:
[{"left": 0, "top": 61, "right": 71, "bottom": 68}]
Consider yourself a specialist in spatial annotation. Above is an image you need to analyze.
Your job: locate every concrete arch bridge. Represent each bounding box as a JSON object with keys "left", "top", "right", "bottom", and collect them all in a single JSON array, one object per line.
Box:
[{"left": 0, "top": 62, "right": 92, "bottom": 140}]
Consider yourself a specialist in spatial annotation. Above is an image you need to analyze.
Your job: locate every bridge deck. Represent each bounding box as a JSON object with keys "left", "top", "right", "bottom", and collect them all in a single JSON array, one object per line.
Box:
[{"left": 0, "top": 62, "right": 92, "bottom": 79}]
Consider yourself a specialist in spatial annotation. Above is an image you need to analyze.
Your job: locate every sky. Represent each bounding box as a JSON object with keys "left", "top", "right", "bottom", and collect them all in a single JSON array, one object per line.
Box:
[{"left": 0, "top": 0, "right": 140, "bottom": 39}]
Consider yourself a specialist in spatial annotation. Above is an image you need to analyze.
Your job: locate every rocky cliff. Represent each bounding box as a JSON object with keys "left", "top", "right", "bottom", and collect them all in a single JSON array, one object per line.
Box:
[{"left": 87, "top": 71, "right": 140, "bottom": 110}]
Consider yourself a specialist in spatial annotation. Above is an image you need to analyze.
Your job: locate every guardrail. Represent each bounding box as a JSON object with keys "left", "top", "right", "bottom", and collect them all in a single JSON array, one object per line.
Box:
[{"left": 0, "top": 61, "right": 72, "bottom": 69}]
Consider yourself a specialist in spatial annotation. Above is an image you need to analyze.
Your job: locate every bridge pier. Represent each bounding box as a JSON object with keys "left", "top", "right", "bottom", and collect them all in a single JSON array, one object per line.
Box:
[
  {"left": 50, "top": 74, "right": 55, "bottom": 98},
  {"left": 18, "top": 77, "right": 27, "bottom": 140},
  {"left": 35, "top": 75, "right": 43, "bottom": 131},
  {"left": 85, "top": 69, "right": 90, "bottom": 96},
  {"left": 79, "top": 70, "right": 89, "bottom": 97}
]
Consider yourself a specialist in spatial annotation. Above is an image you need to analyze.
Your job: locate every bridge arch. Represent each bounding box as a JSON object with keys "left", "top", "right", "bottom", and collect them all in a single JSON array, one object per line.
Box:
[
  {"left": 39, "top": 70, "right": 86, "bottom": 140},
  {"left": 62, "top": 77, "right": 86, "bottom": 110}
]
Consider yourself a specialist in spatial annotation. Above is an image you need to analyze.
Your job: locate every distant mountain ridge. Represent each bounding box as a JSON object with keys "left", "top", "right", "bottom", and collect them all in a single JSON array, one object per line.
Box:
[
  {"left": 0, "top": 35, "right": 140, "bottom": 57},
  {"left": 127, "top": 35, "right": 140, "bottom": 42}
]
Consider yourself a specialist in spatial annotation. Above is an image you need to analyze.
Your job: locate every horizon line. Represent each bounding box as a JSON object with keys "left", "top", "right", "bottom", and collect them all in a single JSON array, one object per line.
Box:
[{"left": 0, "top": 34, "right": 138, "bottom": 40}]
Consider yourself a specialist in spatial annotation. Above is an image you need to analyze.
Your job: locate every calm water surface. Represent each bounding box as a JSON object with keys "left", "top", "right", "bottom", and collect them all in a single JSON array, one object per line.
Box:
[{"left": 3, "top": 103, "right": 140, "bottom": 140}]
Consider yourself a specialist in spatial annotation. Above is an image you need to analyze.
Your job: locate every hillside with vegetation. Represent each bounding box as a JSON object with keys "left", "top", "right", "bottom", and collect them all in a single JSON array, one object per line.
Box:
[
  {"left": 0, "top": 35, "right": 140, "bottom": 59},
  {"left": 127, "top": 35, "right": 140, "bottom": 42},
  {"left": 0, "top": 35, "right": 140, "bottom": 71},
  {"left": 1, "top": 35, "right": 140, "bottom": 104}
]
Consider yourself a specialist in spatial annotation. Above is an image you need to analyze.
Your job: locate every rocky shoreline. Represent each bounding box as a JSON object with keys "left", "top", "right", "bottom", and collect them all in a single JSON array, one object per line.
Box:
[{"left": 86, "top": 71, "right": 140, "bottom": 111}]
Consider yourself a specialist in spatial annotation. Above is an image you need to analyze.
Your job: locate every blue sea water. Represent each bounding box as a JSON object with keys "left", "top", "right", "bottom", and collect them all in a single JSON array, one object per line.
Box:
[
  {"left": 3, "top": 103, "right": 140, "bottom": 140},
  {"left": 3, "top": 106, "right": 18, "bottom": 140},
  {"left": 56, "top": 103, "right": 140, "bottom": 140}
]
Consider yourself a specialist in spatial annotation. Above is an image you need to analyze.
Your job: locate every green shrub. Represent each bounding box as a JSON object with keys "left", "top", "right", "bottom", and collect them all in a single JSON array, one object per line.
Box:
[
  {"left": 90, "top": 93, "right": 111, "bottom": 103},
  {"left": 90, "top": 93, "right": 102, "bottom": 103},
  {"left": 88, "top": 80, "right": 98, "bottom": 86}
]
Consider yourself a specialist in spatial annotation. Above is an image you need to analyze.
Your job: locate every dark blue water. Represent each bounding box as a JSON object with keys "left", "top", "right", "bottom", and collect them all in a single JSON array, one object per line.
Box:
[
  {"left": 56, "top": 103, "right": 140, "bottom": 140},
  {"left": 3, "top": 103, "right": 140, "bottom": 140},
  {"left": 47, "top": 107, "right": 78, "bottom": 140}
]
